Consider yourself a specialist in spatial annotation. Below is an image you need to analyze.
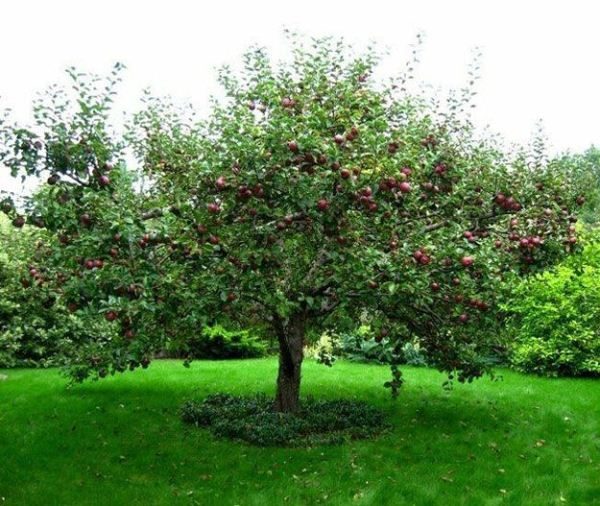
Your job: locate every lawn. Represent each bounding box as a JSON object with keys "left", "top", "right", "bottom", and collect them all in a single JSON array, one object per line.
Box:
[{"left": 0, "top": 358, "right": 598, "bottom": 505}]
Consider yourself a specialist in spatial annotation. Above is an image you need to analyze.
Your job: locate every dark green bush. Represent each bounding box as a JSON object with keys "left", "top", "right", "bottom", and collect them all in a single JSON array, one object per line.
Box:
[
  {"left": 181, "top": 394, "right": 389, "bottom": 446},
  {"left": 170, "top": 324, "right": 268, "bottom": 359},
  {"left": 505, "top": 236, "right": 600, "bottom": 377},
  {"left": 0, "top": 216, "right": 111, "bottom": 368}
]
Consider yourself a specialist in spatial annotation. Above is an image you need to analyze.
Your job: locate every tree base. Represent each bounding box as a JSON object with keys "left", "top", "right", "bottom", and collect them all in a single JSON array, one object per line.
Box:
[{"left": 182, "top": 394, "right": 390, "bottom": 447}]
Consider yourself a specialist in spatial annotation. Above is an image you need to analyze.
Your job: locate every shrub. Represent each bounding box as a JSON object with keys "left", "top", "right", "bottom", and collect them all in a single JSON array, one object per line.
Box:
[
  {"left": 309, "top": 326, "right": 428, "bottom": 366},
  {"left": 505, "top": 237, "right": 600, "bottom": 377},
  {"left": 166, "top": 324, "right": 268, "bottom": 360},
  {"left": 181, "top": 393, "right": 389, "bottom": 446}
]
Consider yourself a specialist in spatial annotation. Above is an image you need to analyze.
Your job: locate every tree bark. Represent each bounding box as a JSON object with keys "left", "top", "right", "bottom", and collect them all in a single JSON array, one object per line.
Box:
[{"left": 274, "top": 312, "right": 306, "bottom": 413}]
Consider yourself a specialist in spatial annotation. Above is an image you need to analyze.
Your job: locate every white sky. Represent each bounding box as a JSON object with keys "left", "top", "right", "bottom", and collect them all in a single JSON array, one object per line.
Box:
[{"left": 1, "top": 0, "right": 599, "bottom": 196}]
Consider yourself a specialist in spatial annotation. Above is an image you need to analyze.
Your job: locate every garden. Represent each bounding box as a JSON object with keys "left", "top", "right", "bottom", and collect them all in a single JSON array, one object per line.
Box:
[{"left": 1, "top": 34, "right": 598, "bottom": 505}]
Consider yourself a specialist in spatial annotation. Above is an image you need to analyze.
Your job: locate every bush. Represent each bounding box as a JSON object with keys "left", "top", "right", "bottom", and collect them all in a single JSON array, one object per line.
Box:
[
  {"left": 181, "top": 393, "right": 389, "bottom": 446},
  {"left": 0, "top": 216, "right": 99, "bottom": 368},
  {"left": 166, "top": 324, "right": 268, "bottom": 360},
  {"left": 505, "top": 237, "right": 600, "bottom": 377},
  {"left": 309, "top": 326, "right": 428, "bottom": 366}
]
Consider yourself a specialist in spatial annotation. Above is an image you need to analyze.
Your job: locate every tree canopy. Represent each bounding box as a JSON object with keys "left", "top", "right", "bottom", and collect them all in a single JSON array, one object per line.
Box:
[{"left": 0, "top": 36, "right": 589, "bottom": 411}]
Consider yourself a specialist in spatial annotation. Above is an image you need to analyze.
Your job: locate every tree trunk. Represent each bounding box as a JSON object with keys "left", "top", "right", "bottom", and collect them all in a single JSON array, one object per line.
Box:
[{"left": 274, "top": 312, "right": 306, "bottom": 413}]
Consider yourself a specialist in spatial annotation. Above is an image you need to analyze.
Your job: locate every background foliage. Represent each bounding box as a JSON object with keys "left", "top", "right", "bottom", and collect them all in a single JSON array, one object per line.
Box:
[{"left": 505, "top": 229, "right": 600, "bottom": 377}]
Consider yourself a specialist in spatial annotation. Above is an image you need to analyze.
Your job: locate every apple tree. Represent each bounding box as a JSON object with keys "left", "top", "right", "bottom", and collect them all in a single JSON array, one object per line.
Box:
[{"left": 0, "top": 38, "right": 588, "bottom": 412}]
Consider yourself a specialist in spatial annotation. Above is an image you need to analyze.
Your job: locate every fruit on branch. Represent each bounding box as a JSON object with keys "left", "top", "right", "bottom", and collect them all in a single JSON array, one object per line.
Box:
[
  {"left": 461, "top": 256, "right": 474, "bottom": 267},
  {"left": 79, "top": 214, "right": 92, "bottom": 227},
  {"left": 207, "top": 202, "right": 221, "bottom": 214},
  {"left": 12, "top": 216, "right": 25, "bottom": 228},
  {"left": 317, "top": 199, "right": 330, "bottom": 211},
  {"left": 398, "top": 181, "right": 411, "bottom": 193},
  {"left": 105, "top": 311, "right": 118, "bottom": 322}
]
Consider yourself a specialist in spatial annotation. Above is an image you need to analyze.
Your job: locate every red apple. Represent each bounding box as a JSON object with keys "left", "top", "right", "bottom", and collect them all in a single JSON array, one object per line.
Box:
[
  {"left": 461, "top": 256, "right": 474, "bottom": 267},
  {"left": 216, "top": 176, "right": 227, "bottom": 190},
  {"left": 398, "top": 182, "right": 411, "bottom": 193},
  {"left": 207, "top": 202, "right": 221, "bottom": 214},
  {"left": 317, "top": 199, "right": 329, "bottom": 211},
  {"left": 105, "top": 310, "right": 118, "bottom": 322}
]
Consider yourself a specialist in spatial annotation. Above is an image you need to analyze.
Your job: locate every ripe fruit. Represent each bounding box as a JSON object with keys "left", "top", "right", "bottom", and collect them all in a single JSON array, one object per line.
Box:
[
  {"left": 340, "top": 168, "right": 351, "bottom": 179},
  {"left": 47, "top": 174, "right": 59, "bottom": 185},
  {"left": 209, "top": 235, "right": 220, "bottom": 245},
  {"left": 216, "top": 176, "right": 227, "bottom": 190},
  {"left": 105, "top": 311, "right": 118, "bottom": 322},
  {"left": 110, "top": 248, "right": 119, "bottom": 258},
  {"left": 419, "top": 255, "right": 431, "bottom": 265},
  {"left": 85, "top": 259, "right": 95, "bottom": 270},
  {"left": 80, "top": 213, "right": 92, "bottom": 227},
  {"left": 93, "top": 259, "right": 104, "bottom": 269},
  {"left": 207, "top": 202, "right": 221, "bottom": 214},
  {"left": 458, "top": 313, "right": 469, "bottom": 324},
  {"left": 334, "top": 134, "right": 345, "bottom": 145},
  {"left": 317, "top": 199, "right": 329, "bottom": 211},
  {"left": 434, "top": 164, "right": 447, "bottom": 175},
  {"left": 226, "top": 292, "right": 237, "bottom": 302},
  {"left": 12, "top": 216, "right": 25, "bottom": 228},
  {"left": 461, "top": 256, "right": 474, "bottom": 267},
  {"left": 98, "top": 175, "right": 110, "bottom": 186},
  {"left": 398, "top": 182, "right": 411, "bottom": 193},
  {"left": 281, "top": 97, "right": 294, "bottom": 108},
  {"left": 287, "top": 140, "right": 299, "bottom": 153},
  {"left": 431, "top": 282, "right": 441, "bottom": 292}
]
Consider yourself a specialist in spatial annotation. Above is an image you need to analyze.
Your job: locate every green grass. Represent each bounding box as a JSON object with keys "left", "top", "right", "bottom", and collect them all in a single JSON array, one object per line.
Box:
[{"left": 1, "top": 359, "right": 598, "bottom": 505}]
